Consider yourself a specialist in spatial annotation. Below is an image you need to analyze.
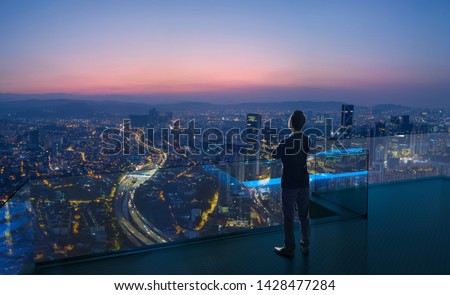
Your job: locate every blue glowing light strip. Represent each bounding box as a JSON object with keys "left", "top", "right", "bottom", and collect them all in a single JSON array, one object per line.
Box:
[
  {"left": 316, "top": 148, "right": 364, "bottom": 156},
  {"left": 242, "top": 170, "right": 368, "bottom": 188}
]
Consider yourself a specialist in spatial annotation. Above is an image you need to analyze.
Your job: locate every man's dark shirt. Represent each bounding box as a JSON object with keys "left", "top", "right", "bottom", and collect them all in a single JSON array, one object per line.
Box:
[{"left": 272, "top": 132, "right": 310, "bottom": 189}]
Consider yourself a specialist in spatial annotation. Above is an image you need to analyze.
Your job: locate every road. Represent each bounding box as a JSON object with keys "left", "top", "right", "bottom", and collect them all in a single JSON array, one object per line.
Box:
[{"left": 113, "top": 130, "right": 169, "bottom": 246}]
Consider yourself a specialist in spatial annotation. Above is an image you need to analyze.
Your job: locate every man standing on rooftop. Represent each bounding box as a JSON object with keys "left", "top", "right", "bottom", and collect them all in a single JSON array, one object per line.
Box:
[{"left": 271, "top": 110, "right": 310, "bottom": 258}]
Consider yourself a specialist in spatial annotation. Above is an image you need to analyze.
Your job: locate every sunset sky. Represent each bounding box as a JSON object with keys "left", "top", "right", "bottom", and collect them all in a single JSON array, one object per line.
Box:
[{"left": 1, "top": 0, "right": 450, "bottom": 106}]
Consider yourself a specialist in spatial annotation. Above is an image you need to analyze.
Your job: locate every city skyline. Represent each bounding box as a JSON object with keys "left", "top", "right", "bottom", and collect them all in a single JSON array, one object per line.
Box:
[
  {"left": 1, "top": 0, "right": 450, "bottom": 107},
  {"left": 1, "top": 98, "right": 449, "bottom": 274}
]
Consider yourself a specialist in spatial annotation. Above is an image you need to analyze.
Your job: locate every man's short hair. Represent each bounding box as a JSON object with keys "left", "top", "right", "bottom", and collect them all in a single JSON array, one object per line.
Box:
[{"left": 290, "top": 110, "right": 306, "bottom": 131}]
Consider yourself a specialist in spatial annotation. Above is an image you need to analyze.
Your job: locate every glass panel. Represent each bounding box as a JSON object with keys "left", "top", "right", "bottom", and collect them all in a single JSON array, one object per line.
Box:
[
  {"left": 0, "top": 183, "right": 34, "bottom": 275},
  {"left": 336, "top": 133, "right": 450, "bottom": 184},
  {"left": 312, "top": 149, "right": 368, "bottom": 218},
  {"left": 3, "top": 131, "right": 450, "bottom": 274},
  {"left": 1, "top": 150, "right": 367, "bottom": 273}
]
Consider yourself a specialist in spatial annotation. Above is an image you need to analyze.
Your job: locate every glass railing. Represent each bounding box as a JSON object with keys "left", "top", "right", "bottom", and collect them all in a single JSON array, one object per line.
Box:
[
  {"left": 311, "top": 149, "right": 368, "bottom": 218},
  {"left": 0, "top": 150, "right": 369, "bottom": 274},
  {"left": 0, "top": 178, "right": 29, "bottom": 209},
  {"left": 2, "top": 132, "right": 449, "bottom": 274},
  {"left": 0, "top": 188, "right": 34, "bottom": 275},
  {"left": 334, "top": 132, "right": 450, "bottom": 184}
]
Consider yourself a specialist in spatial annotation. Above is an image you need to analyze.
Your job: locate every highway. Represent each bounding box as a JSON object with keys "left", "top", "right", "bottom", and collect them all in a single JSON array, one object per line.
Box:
[
  {"left": 112, "top": 126, "right": 246, "bottom": 246},
  {"left": 113, "top": 129, "right": 170, "bottom": 246}
]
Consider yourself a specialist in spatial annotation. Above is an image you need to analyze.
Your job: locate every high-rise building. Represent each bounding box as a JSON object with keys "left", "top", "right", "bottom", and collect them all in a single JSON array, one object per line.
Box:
[
  {"left": 52, "top": 140, "right": 61, "bottom": 157},
  {"left": 129, "top": 109, "right": 161, "bottom": 128},
  {"left": 148, "top": 108, "right": 159, "bottom": 123},
  {"left": 399, "top": 115, "right": 412, "bottom": 134},
  {"left": 325, "top": 118, "right": 333, "bottom": 138},
  {"left": 389, "top": 115, "right": 413, "bottom": 135},
  {"left": 340, "top": 104, "right": 354, "bottom": 138},
  {"left": 245, "top": 114, "right": 262, "bottom": 175},
  {"left": 374, "top": 121, "right": 386, "bottom": 137},
  {"left": 245, "top": 113, "right": 262, "bottom": 154}
]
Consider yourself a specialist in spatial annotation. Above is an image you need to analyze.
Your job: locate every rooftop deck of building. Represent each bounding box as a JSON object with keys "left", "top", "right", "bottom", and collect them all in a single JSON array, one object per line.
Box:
[{"left": 35, "top": 177, "right": 450, "bottom": 275}]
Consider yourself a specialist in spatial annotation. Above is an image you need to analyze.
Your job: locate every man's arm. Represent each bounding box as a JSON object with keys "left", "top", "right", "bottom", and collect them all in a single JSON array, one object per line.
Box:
[{"left": 271, "top": 139, "right": 286, "bottom": 159}]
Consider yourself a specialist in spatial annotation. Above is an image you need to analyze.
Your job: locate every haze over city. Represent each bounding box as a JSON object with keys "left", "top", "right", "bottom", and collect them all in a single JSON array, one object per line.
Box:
[{"left": 1, "top": 0, "right": 450, "bottom": 107}]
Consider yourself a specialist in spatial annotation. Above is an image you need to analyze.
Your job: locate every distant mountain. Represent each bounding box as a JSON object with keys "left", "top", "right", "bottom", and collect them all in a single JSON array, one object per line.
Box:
[
  {"left": 0, "top": 99, "right": 149, "bottom": 118},
  {"left": 0, "top": 93, "right": 410, "bottom": 119},
  {"left": 372, "top": 104, "right": 411, "bottom": 114},
  {"left": 0, "top": 99, "right": 347, "bottom": 119}
]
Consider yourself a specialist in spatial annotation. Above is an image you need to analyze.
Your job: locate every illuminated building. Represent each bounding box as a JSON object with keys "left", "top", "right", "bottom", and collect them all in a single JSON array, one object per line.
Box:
[
  {"left": 340, "top": 104, "right": 354, "bottom": 138},
  {"left": 374, "top": 121, "right": 386, "bottom": 137},
  {"left": 326, "top": 118, "right": 333, "bottom": 138},
  {"left": 246, "top": 114, "right": 262, "bottom": 176}
]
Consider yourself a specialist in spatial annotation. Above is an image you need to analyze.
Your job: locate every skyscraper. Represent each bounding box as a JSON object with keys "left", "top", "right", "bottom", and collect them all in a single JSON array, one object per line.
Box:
[
  {"left": 246, "top": 114, "right": 262, "bottom": 130},
  {"left": 129, "top": 108, "right": 160, "bottom": 128},
  {"left": 340, "top": 104, "right": 354, "bottom": 138},
  {"left": 374, "top": 121, "right": 386, "bottom": 137},
  {"left": 399, "top": 115, "right": 412, "bottom": 134},
  {"left": 148, "top": 108, "right": 159, "bottom": 124},
  {"left": 52, "top": 140, "right": 61, "bottom": 157},
  {"left": 389, "top": 115, "right": 412, "bottom": 135},
  {"left": 325, "top": 118, "right": 333, "bottom": 139},
  {"left": 245, "top": 113, "right": 262, "bottom": 154},
  {"left": 246, "top": 114, "right": 262, "bottom": 176}
]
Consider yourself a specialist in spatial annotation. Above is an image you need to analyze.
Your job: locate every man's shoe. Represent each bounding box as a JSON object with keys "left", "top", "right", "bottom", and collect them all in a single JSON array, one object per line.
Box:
[
  {"left": 300, "top": 244, "right": 309, "bottom": 256},
  {"left": 273, "top": 246, "right": 295, "bottom": 259}
]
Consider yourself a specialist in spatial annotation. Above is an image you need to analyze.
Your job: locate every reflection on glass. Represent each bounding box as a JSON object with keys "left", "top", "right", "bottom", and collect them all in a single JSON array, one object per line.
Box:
[
  {"left": 1, "top": 150, "right": 371, "bottom": 274},
  {"left": 1, "top": 132, "right": 450, "bottom": 274}
]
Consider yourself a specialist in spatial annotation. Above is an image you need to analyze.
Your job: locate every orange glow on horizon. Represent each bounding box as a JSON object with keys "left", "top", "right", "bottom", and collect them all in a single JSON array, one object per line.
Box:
[
  {"left": 0, "top": 51, "right": 428, "bottom": 95},
  {"left": 1, "top": 43, "right": 422, "bottom": 95},
  {"left": 1, "top": 72, "right": 417, "bottom": 95}
]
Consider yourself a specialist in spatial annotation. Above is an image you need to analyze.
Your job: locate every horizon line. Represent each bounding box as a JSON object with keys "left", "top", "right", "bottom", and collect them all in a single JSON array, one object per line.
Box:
[{"left": 0, "top": 94, "right": 432, "bottom": 110}]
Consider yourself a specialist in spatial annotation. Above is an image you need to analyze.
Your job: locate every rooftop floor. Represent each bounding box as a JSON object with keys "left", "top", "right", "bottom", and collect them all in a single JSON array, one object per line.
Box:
[{"left": 35, "top": 177, "right": 450, "bottom": 275}]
